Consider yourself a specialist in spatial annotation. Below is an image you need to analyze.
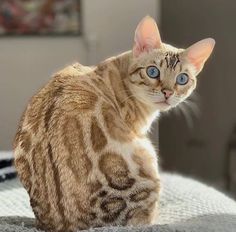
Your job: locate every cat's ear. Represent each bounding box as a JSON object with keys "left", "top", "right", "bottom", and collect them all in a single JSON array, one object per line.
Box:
[
  {"left": 133, "top": 16, "right": 162, "bottom": 57},
  {"left": 185, "top": 38, "right": 215, "bottom": 73}
]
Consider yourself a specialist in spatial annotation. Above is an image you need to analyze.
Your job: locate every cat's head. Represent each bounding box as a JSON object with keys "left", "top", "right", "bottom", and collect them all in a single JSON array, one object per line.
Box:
[{"left": 128, "top": 16, "right": 215, "bottom": 111}]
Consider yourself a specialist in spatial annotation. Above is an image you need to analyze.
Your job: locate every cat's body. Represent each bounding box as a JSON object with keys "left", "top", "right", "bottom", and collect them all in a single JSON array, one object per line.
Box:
[{"left": 13, "top": 17, "right": 215, "bottom": 232}]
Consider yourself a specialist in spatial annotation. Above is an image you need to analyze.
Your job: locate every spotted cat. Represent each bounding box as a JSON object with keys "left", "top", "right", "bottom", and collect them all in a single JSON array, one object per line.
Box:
[{"left": 14, "top": 16, "right": 215, "bottom": 232}]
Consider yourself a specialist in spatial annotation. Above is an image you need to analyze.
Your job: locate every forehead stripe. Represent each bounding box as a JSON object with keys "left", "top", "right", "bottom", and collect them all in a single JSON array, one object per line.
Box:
[
  {"left": 160, "top": 60, "right": 163, "bottom": 67},
  {"left": 165, "top": 52, "right": 180, "bottom": 70}
]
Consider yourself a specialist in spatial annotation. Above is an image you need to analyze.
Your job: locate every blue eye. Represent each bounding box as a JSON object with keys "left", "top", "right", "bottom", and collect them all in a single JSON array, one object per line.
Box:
[
  {"left": 176, "top": 73, "right": 189, "bottom": 85},
  {"left": 146, "top": 66, "right": 160, "bottom": 79}
]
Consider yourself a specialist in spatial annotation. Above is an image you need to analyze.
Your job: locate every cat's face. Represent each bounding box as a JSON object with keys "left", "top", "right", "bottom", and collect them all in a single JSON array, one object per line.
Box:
[
  {"left": 128, "top": 45, "right": 197, "bottom": 111},
  {"left": 128, "top": 16, "right": 215, "bottom": 111}
]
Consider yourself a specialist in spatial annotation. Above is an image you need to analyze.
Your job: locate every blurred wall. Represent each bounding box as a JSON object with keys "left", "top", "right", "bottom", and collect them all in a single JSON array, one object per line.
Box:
[{"left": 0, "top": 0, "right": 159, "bottom": 150}]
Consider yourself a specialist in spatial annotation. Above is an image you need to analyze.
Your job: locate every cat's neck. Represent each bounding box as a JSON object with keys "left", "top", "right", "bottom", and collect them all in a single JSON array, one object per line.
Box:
[{"left": 97, "top": 51, "right": 159, "bottom": 135}]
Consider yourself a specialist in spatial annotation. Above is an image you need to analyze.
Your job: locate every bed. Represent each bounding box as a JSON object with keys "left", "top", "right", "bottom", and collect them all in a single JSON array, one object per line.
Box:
[{"left": 0, "top": 152, "right": 236, "bottom": 232}]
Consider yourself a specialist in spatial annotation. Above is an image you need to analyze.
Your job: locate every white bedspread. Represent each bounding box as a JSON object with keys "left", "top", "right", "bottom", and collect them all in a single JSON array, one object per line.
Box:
[{"left": 0, "top": 173, "right": 236, "bottom": 232}]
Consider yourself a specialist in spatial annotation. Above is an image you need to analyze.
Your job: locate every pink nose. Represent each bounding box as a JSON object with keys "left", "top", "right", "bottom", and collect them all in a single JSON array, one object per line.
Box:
[{"left": 161, "top": 89, "right": 173, "bottom": 99}]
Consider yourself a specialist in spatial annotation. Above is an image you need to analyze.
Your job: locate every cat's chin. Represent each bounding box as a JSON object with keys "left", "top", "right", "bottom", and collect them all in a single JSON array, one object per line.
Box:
[{"left": 155, "top": 102, "right": 172, "bottom": 111}]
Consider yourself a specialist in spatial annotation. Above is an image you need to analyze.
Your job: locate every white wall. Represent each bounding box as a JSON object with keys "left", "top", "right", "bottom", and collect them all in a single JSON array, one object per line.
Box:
[{"left": 0, "top": 0, "right": 160, "bottom": 150}]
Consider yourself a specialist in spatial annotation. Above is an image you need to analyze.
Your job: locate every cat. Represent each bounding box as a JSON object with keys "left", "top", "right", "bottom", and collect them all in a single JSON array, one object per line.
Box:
[{"left": 13, "top": 16, "right": 215, "bottom": 232}]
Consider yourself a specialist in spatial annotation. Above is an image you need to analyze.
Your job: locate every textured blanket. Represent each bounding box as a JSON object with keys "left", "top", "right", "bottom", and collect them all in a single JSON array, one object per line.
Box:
[{"left": 0, "top": 173, "right": 236, "bottom": 232}]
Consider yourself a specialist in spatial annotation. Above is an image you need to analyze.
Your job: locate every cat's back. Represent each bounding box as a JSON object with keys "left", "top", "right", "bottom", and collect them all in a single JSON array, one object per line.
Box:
[
  {"left": 13, "top": 62, "right": 103, "bottom": 162},
  {"left": 13, "top": 62, "right": 109, "bottom": 230},
  {"left": 13, "top": 61, "right": 160, "bottom": 232},
  {"left": 16, "top": 63, "right": 97, "bottom": 130}
]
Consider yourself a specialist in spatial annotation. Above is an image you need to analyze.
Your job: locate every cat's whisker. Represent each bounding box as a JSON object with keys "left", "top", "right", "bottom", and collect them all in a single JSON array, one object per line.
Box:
[
  {"left": 188, "top": 92, "right": 200, "bottom": 102},
  {"left": 147, "top": 91, "right": 162, "bottom": 97},
  {"left": 183, "top": 99, "right": 201, "bottom": 119},
  {"left": 178, "top": 103, "right": 195, "bottom": 129},
  {"left": 170, "top": 103, "right": 179, "bottom": 114},
  {"left": 171, "top": 104, "right": 183, "bottom": 118}
]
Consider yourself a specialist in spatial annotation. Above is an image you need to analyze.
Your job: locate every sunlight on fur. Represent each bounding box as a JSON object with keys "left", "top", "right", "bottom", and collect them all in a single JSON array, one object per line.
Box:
[{"left": 13, "top": 16, "right": 215, "bottom": 232}]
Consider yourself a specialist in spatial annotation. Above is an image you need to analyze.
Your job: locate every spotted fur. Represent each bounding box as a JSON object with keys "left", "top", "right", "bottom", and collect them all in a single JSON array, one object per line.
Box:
[{"left": 13, "top": 17, "right": 214, "bottom": 232}]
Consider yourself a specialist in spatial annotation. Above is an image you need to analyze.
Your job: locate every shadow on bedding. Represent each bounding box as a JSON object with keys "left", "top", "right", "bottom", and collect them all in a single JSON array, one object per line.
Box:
[{"left": 0, "top": 214, "right": 236, "bottom": 232}]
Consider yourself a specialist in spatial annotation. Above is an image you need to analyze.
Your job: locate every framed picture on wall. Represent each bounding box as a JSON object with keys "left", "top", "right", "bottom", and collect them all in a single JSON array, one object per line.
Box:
[{"left": 0, "top": 0, "right": 81, "bottom": 36}]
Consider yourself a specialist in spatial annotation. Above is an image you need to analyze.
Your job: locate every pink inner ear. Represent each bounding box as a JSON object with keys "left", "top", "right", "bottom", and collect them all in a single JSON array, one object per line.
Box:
[
  {"left": 133, "top": 16, "right": 162, "bottom": 57},
  {"left": 186, "top": 38, "right": 215, "bottom": 71}
]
